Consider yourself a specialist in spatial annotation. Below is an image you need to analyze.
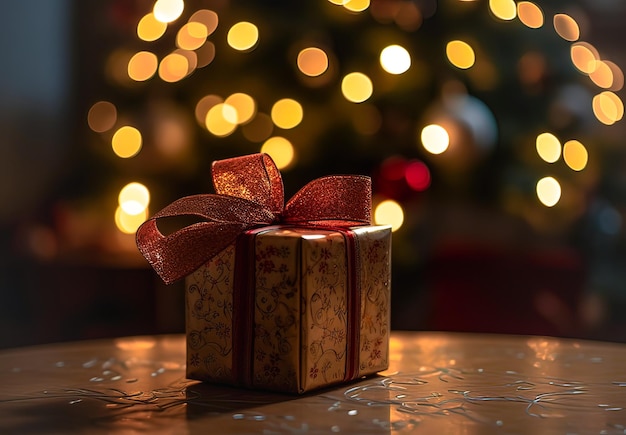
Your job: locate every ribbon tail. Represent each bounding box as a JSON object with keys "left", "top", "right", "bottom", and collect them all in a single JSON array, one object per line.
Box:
[{"left": 136, "top": 220, "right": 245, "bottom": 284}]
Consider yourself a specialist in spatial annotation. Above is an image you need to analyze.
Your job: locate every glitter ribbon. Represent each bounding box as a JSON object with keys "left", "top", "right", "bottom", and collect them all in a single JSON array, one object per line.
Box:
[{"left": 136, "top": 153, "right": 372, "bottom": 284}]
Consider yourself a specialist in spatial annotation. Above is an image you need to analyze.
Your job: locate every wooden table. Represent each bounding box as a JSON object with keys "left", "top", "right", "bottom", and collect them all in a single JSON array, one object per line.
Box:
[{"left": 1, "top": 331, "right": 625, "bottom": 434}]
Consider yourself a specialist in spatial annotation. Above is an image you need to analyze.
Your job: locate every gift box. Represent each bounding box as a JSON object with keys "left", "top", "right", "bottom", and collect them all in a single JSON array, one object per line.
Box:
[{"left": 137, "top": 153, "right": 391, "bottom": 393}]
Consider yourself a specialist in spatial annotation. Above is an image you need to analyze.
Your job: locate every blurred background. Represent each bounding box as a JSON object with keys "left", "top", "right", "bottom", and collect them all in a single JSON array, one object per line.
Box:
[{"left": 2, "top": 0, "right": 626, "bottom": 349}]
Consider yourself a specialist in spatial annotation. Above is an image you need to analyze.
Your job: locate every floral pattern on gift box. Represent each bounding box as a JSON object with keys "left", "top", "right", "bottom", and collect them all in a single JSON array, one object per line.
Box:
[{"left": 185, "top": 244, "right": 236, "bottom": 383}]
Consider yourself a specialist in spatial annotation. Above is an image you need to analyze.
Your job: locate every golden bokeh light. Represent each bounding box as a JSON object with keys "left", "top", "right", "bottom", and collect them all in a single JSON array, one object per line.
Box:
[
  {"left": 553, "top": 13, "right": 580, "bottom": 42},
  {"left": 174, "top": 48, "right": 198, "bottom": 75},
  {"left": 158, "top": 52, "right": 189, "bottom": 82},
  {"left": 374, "top": 199, "right": 404, "bottom": 232},
  {"left": 189, "top": 9, "right": 218, "bottom": 36},
  {"left": 344, "top": 0, "right": 370, "bottom": 13},
  {"left": 115, "top": 205, "right": 149, "bottom": 234},
  {"left": 592, "top": 91, "right": 624, "bottom": 126},
  {"left": 137, "top": 13, "right": 167, "bottom": 42},
  {"left": 227, "top": 21, "right": 259, "bottom": 52},
  {"left": 205, "top": 103, "right": 238, "bottom": 137},
  {"left": 536, "top": 132, "right": 561, "bottom": 163},
  {"left": 196, "top": 41, "right": 216, "bottom": 68},
  {"left": 118, "top": 182, "right": 150, "bottom": 215},
  {"left": 87, "top": 101, "right": 117, "bottom": 133},
  {"left": 271, "top": 98, "right": 303, "bottom": 129},
  {"left": 489, "top": 0, "right": 517, "bottom": 21},
  {"left": 341, "top": 72, "right": 373, "bottom": 103},
  {"left": 589, "top": 60, "right": 614, "bottom": 89},
  {"left": 177, "top": 22, "right": 208, "bottom": 50},
  {"left": 153, "top": 0, "right": 184, "bottom": 24},
  {"left": 242, "top": 113, "right": 274, "bottom": 142},
  {"left": 380, "top": 44, "right": 411, "bottom": 75},
  {"left": 128, "top": 51, "right": 158, "bottom": 82},
  {"left": 195, "top": 94, "right": 223, "bottom": 127},
  {"left": 420, "top": 124, "right": 450, "bottom": 154},
  {"left": 517, "top": 2, "right": 543, "bottom": 28},
  {"left": 446, "top": 40, "right": 475, "bottom": 70},
  {"left": 297, "top": 47, "right": 329, "bottom": 77},
  {"left": 111, "top": 126, "right": 142, "bottom": 158},
  {"left": 563, "top": 140, "right": 588, "bottom": 171},
  {"left": 260, "top": 136, "right": 295, "bottom": 169},
  {"left": 570, "top": 42, "right": 599, "bottom": 74},
  {"left": 225, "top": 93, "right": 256, "bottom": 125},
  {"left": 536, "top": 176, "right": 561, "bottom": 207},
  {"left": 605, "top": 61, "right": 624, "bottom": 92}
]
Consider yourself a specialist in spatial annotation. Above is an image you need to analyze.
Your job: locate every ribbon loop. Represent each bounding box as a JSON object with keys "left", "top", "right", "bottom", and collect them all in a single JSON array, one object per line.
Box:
[{"left": 136, "top": 153, "right": 372, "bottom": 283}]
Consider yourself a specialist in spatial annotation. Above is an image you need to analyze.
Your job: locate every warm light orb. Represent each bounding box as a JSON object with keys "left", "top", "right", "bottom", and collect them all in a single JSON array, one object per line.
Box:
[
  {"left": 158, "top": 52, "right": 189, "bottom": 82},
  {"left": 554, "top": 14, "right": 580, "bottom": 42},
  {"left": 227, "top": 21, "right": 259, "bottom": 52},
  {"left": 536, "top": 132, "right": 561, "bottom": 163},
  {"left": 225, "top": 93, "right": 256, "bottom": 125},
  {"left": 128, "top": 51, "right": 158, "bottom": 81},
  {"left": 115, "top": 206, "right": 149, "bottom": 234},
  {"left": 380, "top": 44, "right": 411, "bottom": 75},
  {"left": 271, "top": 98, "right": 303, "bottom": 129},
  {"left": 344, "top": 0, "right": 370, "bottom": 13},
  {"left": 446, "top": 40, "right": 475, "bottom": 70},
  {"left": 137, "top": 13, "right": 167, "bottom": 42},
  {"left": 589, "top": 60, "right": 614, "bottom": 89},
  {"left": 563, "top": 140, "right": 588, "bottom": 171},
  {"left": 374, "top": 200, "right": 404, "bottom": 232},
  {"left": 489, "top": 0, "right": 517, "bottom": 21},
  {"left": 118, "top": 182, "right": 150, "bottom": 215},
  {"left": 260, "top": 136, "right": 295, "bottom": 169},
  {"left": 153, "top": 0, "right": 184, "bottom": 24},
  {"left": 189, "top": 9, "right": 219, "bottom": 36},
  {"left": 420, "top": 124, "right": 450, "bottom": 154},
  {"left": 87, "top": 101, "right": 117, "bottom": 133},
  {"left": 341, "top": 72, "right": 373, "bottom": 103},
  {"left": 195, "top": 94, "right": 223, "bottom": 126},
  {"left": 112, "top": 126, "right": 142, "bottom": 158},
  {"left": 205, "top": 103, "right": 238, "bottom": 137},
  {"left": 297, "top": 47, "right": 329, "bottom": 77},
  {"left": 592, "top": 91, "right": 624, "bottom": 125},
  {"left": 570, "top": 42, "right": 599, "bottom": 75},
  {"left": 177, "top": 22, "right": 208, "bottom": 50},
  {"left": 517, "top": 2, "right": 543, "bottom": 28},
  {"left": 536, "top": 176, "right": 561, "bottom": 207}
]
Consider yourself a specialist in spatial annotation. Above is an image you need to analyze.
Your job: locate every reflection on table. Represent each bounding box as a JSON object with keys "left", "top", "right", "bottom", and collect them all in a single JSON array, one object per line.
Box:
[{"left": 1, "top": 331, "right": 625, "bottom": 434}]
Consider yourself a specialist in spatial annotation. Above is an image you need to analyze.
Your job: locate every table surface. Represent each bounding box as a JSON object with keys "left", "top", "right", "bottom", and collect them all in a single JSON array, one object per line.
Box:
[{"left": 1, "top": 331, "right": 625, "bottom": 434}]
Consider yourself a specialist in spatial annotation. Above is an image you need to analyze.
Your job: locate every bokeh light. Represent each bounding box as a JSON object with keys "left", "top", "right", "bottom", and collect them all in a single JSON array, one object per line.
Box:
[
  {"left": 420, "top": 124, "right": 450, "bottom": 154},
  {"left": 589, "top": 60, "right": 614, "bottom": 89},
  {"left": 570, "top": 42, "right": 599, "bottom": 74},
  {"left": 115, "top": 206, "right": 149, "bottom": 235},
  {"left": 177, "top": 22, "right": 208, "bottom": 50},
  {"left": 137, "top": 13, "right": 167, "bottom": 42},
  {"left": 341, "top": 72, "right": 373, "bottom": 103},
  {"left": 553, "top": 13, "right": 580, "bottom": 42},
  {"left": 227, "top": 21, "right": 259, "bottom": 52},
  {"left": 118, "top": 182, "right": 150, "bottom": 215},
  {"left": 87, "top": 101, "right": 117, "bottom": 133},
  {"left": 194, "top": 94, "right": 223, "bottom": 127},
  {"left": 158, "top": 52, "right": 189, "bottom": 82},
  {"left": 128, "top": 51, "right": 158, "bottom": 82},
  {"left": 297, "top": 47, "right": 329, "bottom": 77},
  {"left": 343, "top": 0, "right": 370, "bottom": 13},
  {"left": 563, "top": 139, "right": 588, "bottom": 171},
  {"left": 225, "top": 93, "right": 256, "bottom": 125},
  {"left": 260, "top": 137, "right": 295, "bottom": 169},
  {"left": 536, "top": 132, "right": 561, "bottom": 163},
  {"left": 111, "top": 126, "right": 142, "bottom": 158},
  {"left": 536, "top": 176, "right": 561, "bottom": 207},
  {"left": 153, "top": 0, "right": 184, "bottom": 24},
  {"left": 405, "top": 160, "right": 431, "bottom": 191},
  {"left": 592, "top": 91, "right": 624, "bottom": 125},
  {"left": 489, "top": 0, "right": 517, "bottom": 21},
  {"left": 446, "top": 40, "right": 475, "bottom": 69},
  {"left": 374, "top": 199, "right": 404, "bottom": 232},
  {"left": 517, "top": 2, "right": 543, "bottom": 28},
  {"left": 271, "top": 98, "right": 303, "bottom": 129},
  {"left": 380, "top": 44, "right": 411, "bottom": 75},
  {"left": 205, "top": 103, "right": 238, "bottom": 137}
]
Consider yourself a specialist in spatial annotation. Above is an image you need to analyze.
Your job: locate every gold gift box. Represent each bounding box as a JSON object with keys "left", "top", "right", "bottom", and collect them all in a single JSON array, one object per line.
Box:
[{"left": 185, "top": 225, "right": 391, "bottom": 393}]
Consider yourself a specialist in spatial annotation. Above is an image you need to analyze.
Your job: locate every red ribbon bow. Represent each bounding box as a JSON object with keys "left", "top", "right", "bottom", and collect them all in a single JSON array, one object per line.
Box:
[{"left": 136, "top": 153, "right": 372, "bottom": 284}]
